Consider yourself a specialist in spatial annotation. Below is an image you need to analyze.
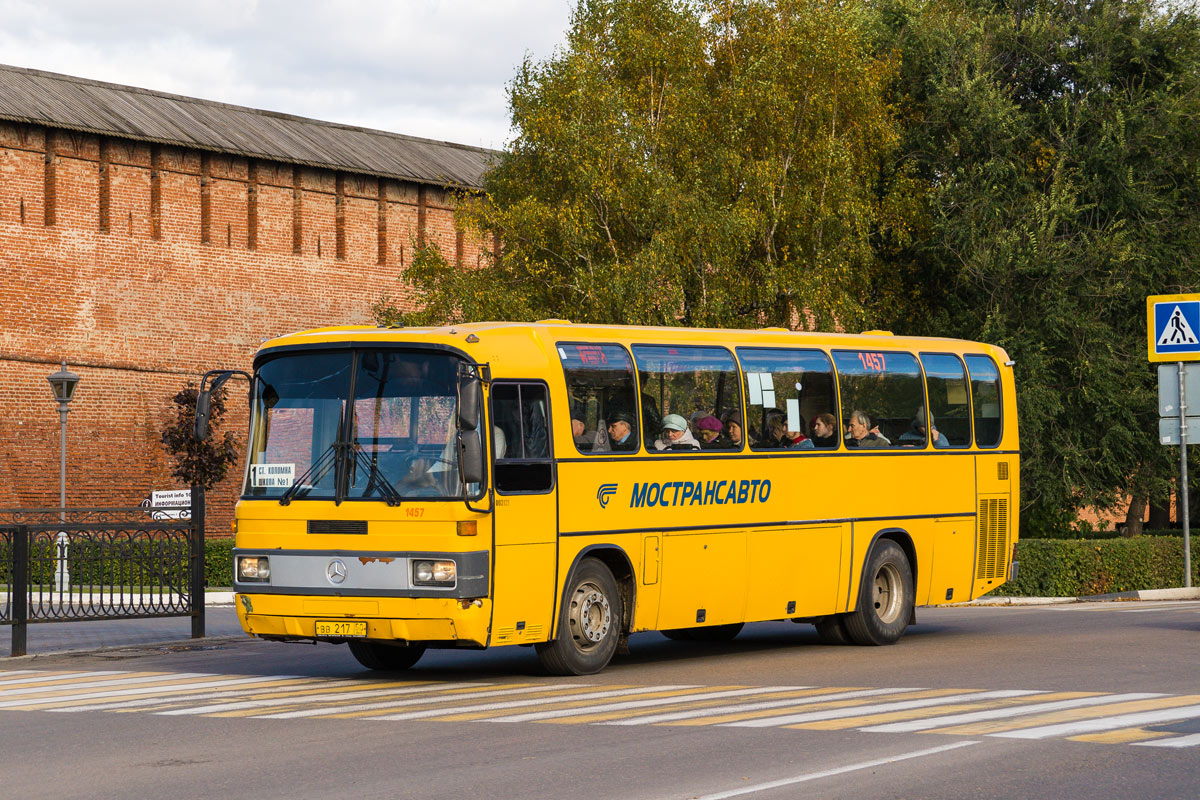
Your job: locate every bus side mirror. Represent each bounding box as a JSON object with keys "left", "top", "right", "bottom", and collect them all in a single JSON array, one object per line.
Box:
[
  {"left": 458, "top": 431, "right": 484, "bottom": 485},
  {"left": 458, "top": 373, "right": 481, "bottom": 431},
  {"left": 194, "top": 391, "right": 213, "bottom": 441}
]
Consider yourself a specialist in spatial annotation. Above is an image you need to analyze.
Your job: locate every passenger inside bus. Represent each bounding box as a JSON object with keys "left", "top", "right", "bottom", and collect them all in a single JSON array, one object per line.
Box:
[
  {"left": 722, "top": 411, "right": 744, "bottom": 448},
  {"left": 844, "top": 409, "right": 890, "bottom": 448},
  {"left": 607, "top": 411, "right": 638, "bottom": 451},
  {"left": 695, "top": 415, "right": 733, "bottom": 449},
  {"left": 810, "top": 413, "right": 839, "bottom": 448},
  {"left": 654, "top": 414, "right": 701, "bottom": 450},
  {"left": 898, "top": 406, "right": 949, "bottom": 448}
]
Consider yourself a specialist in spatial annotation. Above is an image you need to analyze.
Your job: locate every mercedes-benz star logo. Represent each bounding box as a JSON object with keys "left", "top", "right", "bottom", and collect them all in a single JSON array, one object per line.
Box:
[{"left": 326, "top": 559, "right": 348, "bottom": 585}]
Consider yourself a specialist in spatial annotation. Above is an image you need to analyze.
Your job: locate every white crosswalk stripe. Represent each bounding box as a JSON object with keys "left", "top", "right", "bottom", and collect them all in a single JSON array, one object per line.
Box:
[
  {"left": 991, "top": 704, "right": 1200, "bottom": 739},
  {"left": 372, "top": 684, "right": 700, "bottom": 721},
  {"left": 724, "top": 690, "right": 1045, "bottom": 728},
  {"left": 156, "top": 680, "right": 486, "bottom": 716},
  {"left": 254, "top": 683, "right": 591, "bottom": 720},
  {"left": 601, "top": 687, "right": 916, "bottom": 726},
  {"left": 1135, "top": 732, "right": 1200, "bottom": 748},
  {"left": 487, "top": 686, "right": 802, "bottom": 723},
  {"left": 862, "top": 692, "right": 1165, "bottom": 733}
]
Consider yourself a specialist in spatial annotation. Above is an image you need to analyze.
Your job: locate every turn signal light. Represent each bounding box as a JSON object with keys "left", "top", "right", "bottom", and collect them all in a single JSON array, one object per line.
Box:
[{"left": 457, "top": 520, "right": 477, "bottom": 536}]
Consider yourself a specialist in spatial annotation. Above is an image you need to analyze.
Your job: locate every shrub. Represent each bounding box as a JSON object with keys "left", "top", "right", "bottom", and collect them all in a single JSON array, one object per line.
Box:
[{"left": 991, "top": 537, "right": 1200, "bottom": 597}]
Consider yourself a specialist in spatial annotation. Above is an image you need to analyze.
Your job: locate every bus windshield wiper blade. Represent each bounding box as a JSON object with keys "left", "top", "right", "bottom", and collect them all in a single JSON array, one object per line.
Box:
[
  {"left": 278, "top": 442, "right": 339, "bottom": 505},
  {"left": 350, "top": 447, "right": 403, "bottom": 507}
]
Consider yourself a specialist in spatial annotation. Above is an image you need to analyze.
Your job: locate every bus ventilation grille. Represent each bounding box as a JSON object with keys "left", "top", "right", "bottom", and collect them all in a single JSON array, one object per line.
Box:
[
  {"left": 307, "top": 520, "right": 367, "bottom": 535},
  {"left": 997, "top": 461, "right": 1010, "bottom": 481},
  {"left": 976, "top": 498, "right": 1009, "bottom": 580}
]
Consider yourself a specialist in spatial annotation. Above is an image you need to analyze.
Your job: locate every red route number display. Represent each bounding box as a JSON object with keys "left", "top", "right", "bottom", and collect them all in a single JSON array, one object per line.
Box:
[{"left": 857, "top": 352, "right": 887, "bottom": 372}]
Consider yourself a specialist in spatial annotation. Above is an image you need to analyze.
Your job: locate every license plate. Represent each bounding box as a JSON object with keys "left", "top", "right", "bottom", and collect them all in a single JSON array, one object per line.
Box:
[{"left": 315, "top": 620, "right": 368, "bottom": 637}]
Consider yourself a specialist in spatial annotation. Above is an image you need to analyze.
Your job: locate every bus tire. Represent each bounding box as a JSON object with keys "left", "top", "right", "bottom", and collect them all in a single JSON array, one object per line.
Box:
[
  {"left": 536, "top": 558, "right": 622, "bottom": 676},
  {"left": 844, "top": 540, "right": 913, "bottom": 646},
  {"left": 814, "top": 615, "right": 853, "bottom": 645},
  {"left": 347, "top": 640, "right": 427, "bottom": 671}
]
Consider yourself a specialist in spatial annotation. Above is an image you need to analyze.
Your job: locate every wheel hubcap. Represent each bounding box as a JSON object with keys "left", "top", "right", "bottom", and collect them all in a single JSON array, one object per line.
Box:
[
  {"left": 872, "top": 563, "right": 903, "bottom": 624},
  {"left": 569, "top": 583, "right": 611, "bottom": 646}
]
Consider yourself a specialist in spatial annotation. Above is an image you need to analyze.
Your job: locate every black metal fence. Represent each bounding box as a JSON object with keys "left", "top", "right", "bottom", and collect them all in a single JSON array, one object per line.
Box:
[{"left": 0, "top": 495, "right": 206, "bottom": 656}]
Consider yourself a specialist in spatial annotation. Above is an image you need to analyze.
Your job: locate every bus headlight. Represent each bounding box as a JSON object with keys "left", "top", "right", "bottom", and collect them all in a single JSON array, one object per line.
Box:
[
  {"left": 238, "top": 556, "right": 270, "bottom": 582},
  {"left": 413, "top": 559, "right": 456, "bottom": 587}
]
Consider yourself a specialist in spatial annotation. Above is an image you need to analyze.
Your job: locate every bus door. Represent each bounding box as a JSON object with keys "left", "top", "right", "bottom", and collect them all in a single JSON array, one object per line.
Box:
[{"left": 488, "top": 382, "right": 558, "bottom": 645}]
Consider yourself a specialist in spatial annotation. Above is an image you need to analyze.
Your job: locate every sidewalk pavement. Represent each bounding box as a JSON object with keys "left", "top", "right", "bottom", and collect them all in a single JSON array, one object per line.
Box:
[{"left": 5, "top": 588, "right": 1199, "bottom": 659}]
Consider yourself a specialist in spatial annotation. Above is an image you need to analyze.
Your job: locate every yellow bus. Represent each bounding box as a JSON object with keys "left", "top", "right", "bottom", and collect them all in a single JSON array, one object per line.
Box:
[{"left": 203, "top": 322, "right": 1018, "bottom": 675}]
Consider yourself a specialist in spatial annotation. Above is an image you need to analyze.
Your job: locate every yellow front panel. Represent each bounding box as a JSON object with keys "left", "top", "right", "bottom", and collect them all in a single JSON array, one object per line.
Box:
[
  {"left": 236, "top": 594, "right": 491, "bottom": 645},
  {"left": 491, "top": 542, "right": 556, "bottom": 645}
]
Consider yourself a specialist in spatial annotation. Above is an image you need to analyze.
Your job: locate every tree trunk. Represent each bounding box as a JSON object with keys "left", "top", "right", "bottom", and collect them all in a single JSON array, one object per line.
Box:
[
  {"left": 1148, "top": 497, "right": 1171, "bottom": 530},
  {"left": 1123, "top": 495, "right": 1147, "bottom": 537}
]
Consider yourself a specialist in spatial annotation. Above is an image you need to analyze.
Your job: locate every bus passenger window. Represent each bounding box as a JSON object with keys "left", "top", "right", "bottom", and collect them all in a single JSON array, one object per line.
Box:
[
  {"left": 736, "top": 348, "right": 838, "bottom": 450},
  {"left": 920, "top": 354, "right": 972, "bottom": 448},
  {"left": 965, "top": 355, "right": 1003, "bottom": 448},
  {"left": 631, "top": 345, "right": 743, "bottom": 453},
  {"left": 559, "top": 343, "right": 640, "bottom": 454},
  {"left": 832, "top": 350, "right": 924, "bottom": 449},
  {"left": 492, "top": 383, "right": 554, "bottom": 493}
]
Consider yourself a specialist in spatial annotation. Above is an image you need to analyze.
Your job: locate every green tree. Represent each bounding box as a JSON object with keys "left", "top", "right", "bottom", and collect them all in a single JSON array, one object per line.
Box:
[
  {"left": 160, "top": 383, "right": 240, "bottom": 490},
  {"left": 876, "top": 0, "right": 1200, "bottom": 533},
  {"left": 386, "top": 0, "right": 904, "bottom": 331}
]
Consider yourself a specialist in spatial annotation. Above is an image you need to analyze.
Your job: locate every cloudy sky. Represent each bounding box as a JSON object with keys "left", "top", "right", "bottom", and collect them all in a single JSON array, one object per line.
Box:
[{"left": 0, "top": 0, "right": 573, "bottom": 150}]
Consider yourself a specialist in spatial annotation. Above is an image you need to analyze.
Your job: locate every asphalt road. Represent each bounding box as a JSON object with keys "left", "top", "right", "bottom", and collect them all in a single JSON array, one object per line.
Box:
[{"left": 1, "top": 600, "right": 1197, "bottom": 800}]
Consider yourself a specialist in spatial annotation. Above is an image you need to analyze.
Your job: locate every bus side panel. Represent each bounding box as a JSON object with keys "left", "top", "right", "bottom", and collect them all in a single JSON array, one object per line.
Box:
[
  {"left": 658, "top": 531, "right": 748, "bottom": 629},
  {"left": 973, "top": 452, "right": 1017, "bottom": 599},
  {"left": 928, "top": 517, "right": 975, "bottom": 604},
  {"left": 633, "top": 533, "right": 662, "bottom": 632},
  {"left": 745, "top": 525, "right": 842, "bottom": 621}
]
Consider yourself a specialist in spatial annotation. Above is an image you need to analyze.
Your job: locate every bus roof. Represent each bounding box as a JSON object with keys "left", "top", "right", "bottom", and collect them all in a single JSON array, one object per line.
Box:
[{"left": 257, "top": 322, "right": 1011, "bottom": 373}]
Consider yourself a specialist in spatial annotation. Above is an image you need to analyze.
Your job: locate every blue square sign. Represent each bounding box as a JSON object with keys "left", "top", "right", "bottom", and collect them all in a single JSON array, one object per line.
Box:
[{"left": 1148, "top": 294, "right": 1200, "bottom": 362}]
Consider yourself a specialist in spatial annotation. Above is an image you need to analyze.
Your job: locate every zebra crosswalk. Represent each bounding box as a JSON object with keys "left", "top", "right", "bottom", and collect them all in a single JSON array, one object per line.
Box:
[{"left": 2, "top": 669, "right": 1198, "bottom": 748}]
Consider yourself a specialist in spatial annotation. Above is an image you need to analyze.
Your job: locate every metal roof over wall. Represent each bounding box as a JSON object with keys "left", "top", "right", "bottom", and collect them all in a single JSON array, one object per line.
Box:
[{"left": 0, "top": 64, "right": 495, "bottom": 189}]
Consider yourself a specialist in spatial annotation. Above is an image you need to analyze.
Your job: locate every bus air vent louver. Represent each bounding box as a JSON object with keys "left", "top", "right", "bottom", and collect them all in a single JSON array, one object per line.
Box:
[{"left": 975, "top": 498, "right": 1009, "bottom": 580}]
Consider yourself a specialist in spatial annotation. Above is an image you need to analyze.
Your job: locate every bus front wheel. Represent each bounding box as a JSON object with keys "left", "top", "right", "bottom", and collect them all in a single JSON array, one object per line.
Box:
[
  {"left": 844, "top": 540, "right": 913, "bottom": 646},
  {"left": 536, "top": 558, "right": 622, "bottom": 676},
  {"left": 348, "top": 640, "right": 427, "bottom": 671}
]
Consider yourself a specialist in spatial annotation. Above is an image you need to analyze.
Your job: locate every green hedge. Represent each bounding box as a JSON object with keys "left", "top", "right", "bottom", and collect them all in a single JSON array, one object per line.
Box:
[
  {"left": 991, "top": 537, "right": 1200, "bottom": 597},
  {"left": 205, "top": 539, "right": 235, "bottom": 588}
]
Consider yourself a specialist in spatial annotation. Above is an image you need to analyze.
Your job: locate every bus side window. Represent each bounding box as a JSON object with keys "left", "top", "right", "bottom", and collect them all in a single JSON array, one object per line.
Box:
[
  {"left": 736, "top": 347, "right": 837, "bottom": 450},
  {"left": 631, "top": 345, "right": 742, "bottom": 453},
  {"left": 492, "top": 382, "right": 554, "bottom": 493},
  {"left": 964, "top": 355, "right": 1003, "bottom": 448},
  {"left": 558, "top": 343, "right": 640, "bottom": 454},
  {"left": 920, "top": 353, "right": 972, "bottom": 448},
  {"left": 831, "top": 350, "right": 924, "bottom": 449}
]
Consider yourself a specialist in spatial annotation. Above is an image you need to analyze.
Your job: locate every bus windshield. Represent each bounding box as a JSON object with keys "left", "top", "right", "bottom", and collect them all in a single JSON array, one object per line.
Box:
[{"left": 244, "top": 349, "right": 477, "bottom": 501}]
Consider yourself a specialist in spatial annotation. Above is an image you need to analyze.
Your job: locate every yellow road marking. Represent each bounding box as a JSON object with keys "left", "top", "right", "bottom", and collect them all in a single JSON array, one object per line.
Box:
[
  {"left": 1070, "top": 727, "right": 1178, "bottom": 744},
  {"left": 430, "top": 686, "right": 709, "bottom": 722},
  {"left": 791, "top": 692, "right": 1100, "bottom": 731},
  {"left": 929, "top": 695, "right": 1200, "bottom": 735},
  {"left": 663, "top": 688, "right": 967, "bottom": 727},
  {"left": 205, "top": 682, "right": 536, "bottom": 719},
  {"left": 539, "top": 688, "right": 835, "bottom": 725}
]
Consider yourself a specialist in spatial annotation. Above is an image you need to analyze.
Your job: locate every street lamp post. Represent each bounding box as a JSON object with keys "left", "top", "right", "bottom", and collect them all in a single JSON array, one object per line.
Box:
[{"left": 47, "top": 362, "right": 80, "bottom": 593}]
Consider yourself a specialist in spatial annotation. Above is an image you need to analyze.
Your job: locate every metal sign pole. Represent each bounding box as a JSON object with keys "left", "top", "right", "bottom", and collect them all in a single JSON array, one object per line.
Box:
[{"left": 1180, "top": 362, "right": 1192, "bottom": 588}]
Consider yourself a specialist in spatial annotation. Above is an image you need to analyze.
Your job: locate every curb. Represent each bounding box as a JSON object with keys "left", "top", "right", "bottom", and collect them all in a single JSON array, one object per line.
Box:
[
  {"left": 205, "top": 590, "right": 236, "bottom": 606},
  {"left": 966, "top": 587, "right": 1200, "bottom": 606}
]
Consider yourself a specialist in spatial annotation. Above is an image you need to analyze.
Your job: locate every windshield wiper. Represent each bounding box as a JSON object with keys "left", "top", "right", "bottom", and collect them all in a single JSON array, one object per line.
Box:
[
  {"left": 350, "top": 447, "right": 403, "bottom": 507},
  {"left": 278, "top": 442, "right": 340, "bottom": 506}
]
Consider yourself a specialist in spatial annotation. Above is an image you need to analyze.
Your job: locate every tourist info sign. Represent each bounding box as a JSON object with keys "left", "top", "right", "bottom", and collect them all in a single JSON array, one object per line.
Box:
[{"left": 1147, "top": 293, "right": 1200, "bottom": 362}]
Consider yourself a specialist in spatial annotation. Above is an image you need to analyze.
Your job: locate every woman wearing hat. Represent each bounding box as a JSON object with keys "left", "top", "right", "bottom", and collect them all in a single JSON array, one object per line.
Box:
[
  {"left": 654, "top": 413, "right": 701, "bottom": 450},
  {"left": 695, "top": 415, "right": 733, "bottom": 449}
]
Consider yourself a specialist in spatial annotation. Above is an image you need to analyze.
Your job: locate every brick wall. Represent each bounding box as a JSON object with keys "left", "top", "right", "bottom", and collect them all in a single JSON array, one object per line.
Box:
[{"left": 0, "top": 120, "right": 490, "bottom": 535}]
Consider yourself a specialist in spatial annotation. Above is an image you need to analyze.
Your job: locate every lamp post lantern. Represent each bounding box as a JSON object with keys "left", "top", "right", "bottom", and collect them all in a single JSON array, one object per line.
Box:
[{"left": 47, "top": 362, "right": 81, "bottom": 512}]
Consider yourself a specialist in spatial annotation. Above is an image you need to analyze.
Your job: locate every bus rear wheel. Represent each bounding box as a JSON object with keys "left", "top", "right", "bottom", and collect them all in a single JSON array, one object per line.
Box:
[
  {"left": 536, "top": 558, "right": 622, "bottom": 676},
  {"left": 348, "top": 640, "right": 427, "bottom": 671},
  {"left": 844, "top": 540, "right": 913, "bottom": 646}
]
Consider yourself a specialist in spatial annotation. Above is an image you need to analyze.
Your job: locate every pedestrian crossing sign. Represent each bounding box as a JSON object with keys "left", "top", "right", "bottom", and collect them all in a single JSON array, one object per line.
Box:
[{"left": 1148, "top": 293, "right": 1200, "bottom": 362}]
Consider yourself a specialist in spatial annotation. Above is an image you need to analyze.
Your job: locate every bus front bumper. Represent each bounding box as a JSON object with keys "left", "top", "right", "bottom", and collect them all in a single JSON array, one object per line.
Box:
[{"left": 234, "top": 593, "right": 492, "bottom": 647}]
